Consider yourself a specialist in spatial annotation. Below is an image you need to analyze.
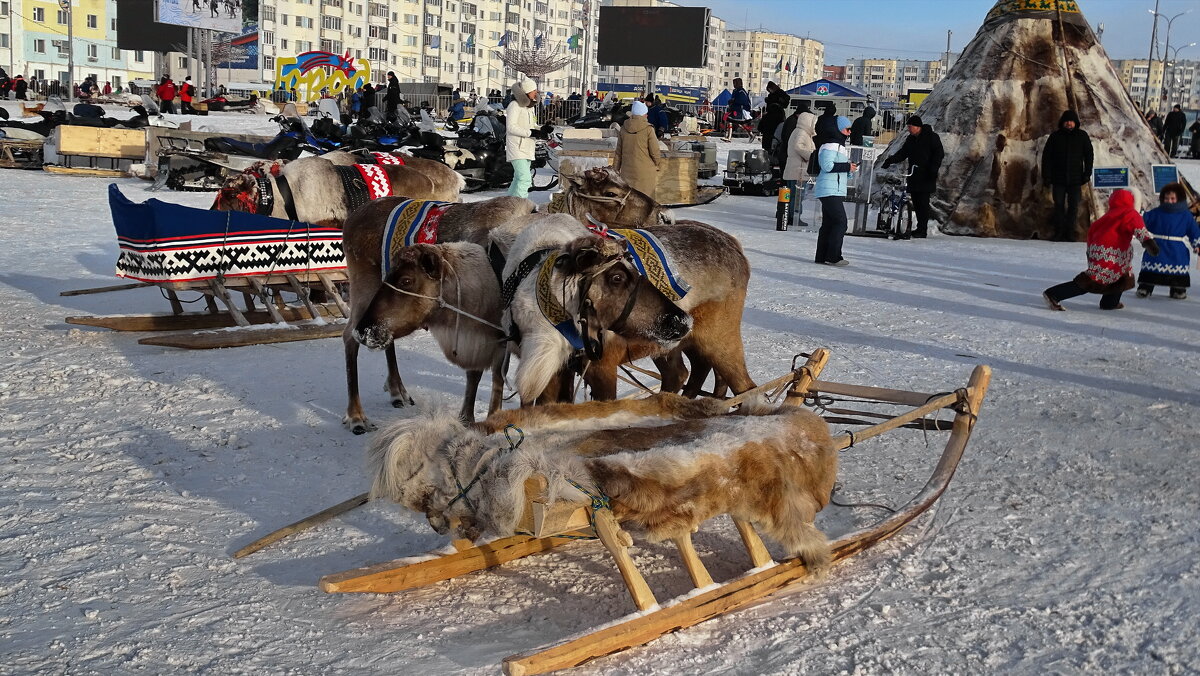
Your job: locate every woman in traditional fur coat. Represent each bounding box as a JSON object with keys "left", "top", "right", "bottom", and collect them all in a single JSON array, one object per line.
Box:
[
  {"left": 1136, "top": 182, "right": 1200, "bottom": 300},
  {"left": 613, "top": 100, "right": 662, "bottom": 199},
  {"left": 1043, "top": 189, "right": 1159, "bottom": 311}
]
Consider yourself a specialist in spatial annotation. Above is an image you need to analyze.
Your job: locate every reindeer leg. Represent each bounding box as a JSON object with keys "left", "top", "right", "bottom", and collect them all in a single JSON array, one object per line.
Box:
[
  {"left": 487, "top": 352, "right": 506, "bottom": 416},
  {"left": 681, "top": 348, "right": 714, "bottom": 398},
  {"left": 653, "top": 349, "right": 688, "bottom": 394},
  {"left": 459, "top": 369, "right": 484, "bottom": 423},
  {"left": 385, "top": 343, "right": 415, "bottom": 407},
  {"left": 342, "top": 329, "right": 374, "bottom": 435}
]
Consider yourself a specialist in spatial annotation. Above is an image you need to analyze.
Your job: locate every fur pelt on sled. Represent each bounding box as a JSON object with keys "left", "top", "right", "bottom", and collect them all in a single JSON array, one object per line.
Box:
[{"left": 367, "top": 393, "right": 838, "bottom": 570}]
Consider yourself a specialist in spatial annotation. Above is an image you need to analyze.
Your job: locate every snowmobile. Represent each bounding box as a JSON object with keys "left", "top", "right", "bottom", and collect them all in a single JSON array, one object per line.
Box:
[
  {"left": 151, "top": 115, "right": 317, "bottom": 191},
  {"left": 409, "top": 109, "right": 555, "bottom": 193}
]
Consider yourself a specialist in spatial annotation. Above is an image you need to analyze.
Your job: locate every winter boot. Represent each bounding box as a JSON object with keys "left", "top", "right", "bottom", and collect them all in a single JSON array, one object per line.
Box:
[
  {"left": 1042, "top": 291, "right": 1065, "bottom": 311},
  {"left": 1170, "top": 287, "right": 1187, "bottom": 299},
  {"left": 1136, "top": 285, "right": 1153, "bottom": 298}
]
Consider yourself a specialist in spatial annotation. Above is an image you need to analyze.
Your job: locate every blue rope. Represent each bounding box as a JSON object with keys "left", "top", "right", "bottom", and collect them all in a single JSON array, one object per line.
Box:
[
  {"left": 447, "top": 424, "right": 524, "bottom": 513},
  {"left": 566, "top": 477, "right": 613, "bottom": 536}
]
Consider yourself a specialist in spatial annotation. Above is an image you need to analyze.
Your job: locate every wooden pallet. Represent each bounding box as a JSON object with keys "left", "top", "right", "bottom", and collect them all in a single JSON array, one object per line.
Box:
[{"left": 298, "top": 352, "right": 991, "bottom": 674}]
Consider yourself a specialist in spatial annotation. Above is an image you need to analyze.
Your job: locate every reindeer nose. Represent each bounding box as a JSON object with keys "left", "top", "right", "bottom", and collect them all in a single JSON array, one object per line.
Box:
[{"left": 661, "top": 312, "right": 691, "bottom": 341}]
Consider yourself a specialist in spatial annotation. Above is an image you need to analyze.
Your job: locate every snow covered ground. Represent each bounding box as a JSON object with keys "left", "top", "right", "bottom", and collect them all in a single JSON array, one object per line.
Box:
[{"left": 2, "top": 105, "right": 1199, "bottom": 675}]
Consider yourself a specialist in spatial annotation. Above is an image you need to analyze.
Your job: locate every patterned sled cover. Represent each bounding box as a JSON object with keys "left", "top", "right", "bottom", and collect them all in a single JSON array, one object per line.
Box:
[{"left": 108, "top": 184, "right": 346, "bottom": 283}]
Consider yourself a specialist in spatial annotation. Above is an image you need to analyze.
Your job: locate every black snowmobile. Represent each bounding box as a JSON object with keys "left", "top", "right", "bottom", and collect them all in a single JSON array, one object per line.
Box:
[{"left": 408, "top": 110, "right": 554, "bottom": 192}]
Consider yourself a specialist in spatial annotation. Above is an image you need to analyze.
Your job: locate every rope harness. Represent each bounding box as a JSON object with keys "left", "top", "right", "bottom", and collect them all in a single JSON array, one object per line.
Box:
[{"left": 446, "top": 424, "right": 524, "bottom": 514}]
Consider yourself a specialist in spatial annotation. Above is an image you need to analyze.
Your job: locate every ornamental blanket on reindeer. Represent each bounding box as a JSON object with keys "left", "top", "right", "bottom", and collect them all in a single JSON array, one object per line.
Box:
[{"left": 109, "top": 184, "right": 346, "bottom": 283}]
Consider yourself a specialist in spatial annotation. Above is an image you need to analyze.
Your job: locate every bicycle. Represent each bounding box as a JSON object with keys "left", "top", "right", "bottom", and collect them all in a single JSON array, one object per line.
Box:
[{"left": 876, "top": 165, "right": 917, "bottom": 240}]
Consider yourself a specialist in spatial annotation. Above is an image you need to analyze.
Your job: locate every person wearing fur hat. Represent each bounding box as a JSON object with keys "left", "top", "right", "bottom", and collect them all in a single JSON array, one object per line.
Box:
[
  {"left": 881, "top": 115, "right": 944, "bottom": 238},
  {"left": 505, "top": 78, "right": 539, "bottom": 198},
  {"left": 1042, "top": 188, "right": 1159, "bottom": 311},
  {"left": 1041, "top": 109, "right": 1094, "bottom": 241},
  {"left": 1136, "top": 182, "right": 1200, "bottom": 300},
  {"left": 813, "top": 116, "right": 858, "bottom": 266},
  {"left": 614, "top": 99, "right": 662, "bottom": 198}
]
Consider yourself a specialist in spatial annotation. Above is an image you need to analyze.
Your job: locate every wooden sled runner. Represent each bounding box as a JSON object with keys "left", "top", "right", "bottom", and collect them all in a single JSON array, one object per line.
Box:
[
  {"left": 305, "top": 350, "right": 991, "bottom": 674},
  {"left": 64, "top": 185, "right": 351, "bottom": 349}
]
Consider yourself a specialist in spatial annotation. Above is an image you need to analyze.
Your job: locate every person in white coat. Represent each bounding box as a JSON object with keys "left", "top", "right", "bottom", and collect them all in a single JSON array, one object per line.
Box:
[
  {"left": 782, "top": 104, "right": 818, "bottom": 228},
  {"left": 505, "top": 78, "right": 539, "bottom": 198}
]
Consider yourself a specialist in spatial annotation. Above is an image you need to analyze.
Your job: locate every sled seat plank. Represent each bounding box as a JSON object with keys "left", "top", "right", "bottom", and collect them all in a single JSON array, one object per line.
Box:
[
  {"left": 319, "top": 533, "right": 587, "bottom": 594},
  {"left": 809, "top": 379, "right": 935, "bottom": 407},
  {"left": 137, "top": 321, "right": 346, "bottom": 349}
]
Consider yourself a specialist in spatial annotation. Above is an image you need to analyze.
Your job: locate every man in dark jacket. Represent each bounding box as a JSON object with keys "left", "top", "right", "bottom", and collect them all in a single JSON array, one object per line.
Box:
[
  {"left": 849, "top": 106, "right": 876, "bottom": 146},
  {"left": 1146, "top": 110, "right": 1164, "bottom": 139},
  {"left": 1040, "top": 109, "right": 1094, "bottom": 241},
  {"left": 14, "top": 74, "right": 29, "bottom": 100},
  {"left": 758, "top": 102, "right": 785, "bottom": 152},
  {"left": 385, "top": 72, "right": 401, "bottom": 121},
  {"left": 813, "top": 102, "right": 840, "bottom": 142},
  {"left": 1163, "top": 104, "right": 1187, "bottom": 157},
  {"left": 764, "top": 80, "right": 790, "bottom": 109},
  {"left": 881, "top": 115, "right": 945, "bottom": 238}
]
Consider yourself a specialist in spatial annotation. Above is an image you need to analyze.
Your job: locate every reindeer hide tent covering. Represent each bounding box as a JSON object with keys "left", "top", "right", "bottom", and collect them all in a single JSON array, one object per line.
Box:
[
  {"left": 367, "top": 395, "right": 837, "bottom": 558},
  {"left": 886, "top": 0, "right": 1193, "bottom": 239}
]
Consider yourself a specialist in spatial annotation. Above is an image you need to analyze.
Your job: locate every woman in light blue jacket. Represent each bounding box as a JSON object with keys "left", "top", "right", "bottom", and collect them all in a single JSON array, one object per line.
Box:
[{"left": 813, "top": 115, "right": 857, "bottom": 266}]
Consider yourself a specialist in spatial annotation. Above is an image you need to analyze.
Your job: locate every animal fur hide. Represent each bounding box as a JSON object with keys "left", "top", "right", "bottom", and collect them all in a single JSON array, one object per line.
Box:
[
  {"left": 882, "top": 0, "right": 1195, "bottom": 239},
  {"left": 367, "top": 394, "right": 837, "bottom": 569}
]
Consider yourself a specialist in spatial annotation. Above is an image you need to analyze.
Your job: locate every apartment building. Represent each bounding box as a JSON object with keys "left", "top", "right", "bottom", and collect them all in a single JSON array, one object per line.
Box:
[
  {"left": 4, "top": 0, "right": 152, "bottom": 90},
  {"left": 844, "top": 57, "right": 946, "bottom": 102},
  {"left": 595, "top": 0, "right": 725, "bottom": 95},
  {"left": 1113, "top": 58, "right": 1198, "bottom": 112},
  {"left": 721, "top": 30, "right": 824, "bottom": 96},
  {"left": 251, "top": 0, "right": 597, "bottom": 95}
]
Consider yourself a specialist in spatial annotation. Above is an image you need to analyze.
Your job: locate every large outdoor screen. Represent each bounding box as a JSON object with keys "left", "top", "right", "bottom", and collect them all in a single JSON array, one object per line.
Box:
[
  {"left": 597, "top": 6, "right": 709, "bottom": 68},
  {"left": 116, "top": 0, "right": 188, "bottom": 52}
]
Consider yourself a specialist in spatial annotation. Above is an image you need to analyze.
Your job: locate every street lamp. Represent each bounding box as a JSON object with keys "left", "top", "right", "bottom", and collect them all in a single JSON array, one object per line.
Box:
[
  {"left": 1149, "top": 7, "right": 1191, "bottom": 111},
  {"left": 1163, "top": 41, "right": 1196, "bottom": 108}
]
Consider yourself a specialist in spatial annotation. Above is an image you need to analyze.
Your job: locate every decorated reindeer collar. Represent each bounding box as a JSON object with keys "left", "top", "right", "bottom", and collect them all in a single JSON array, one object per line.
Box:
[
  {"left": 536, "top": 251, "right": 584, "bottom": 350},
  {"left": 585, "top": 216, "right": 690, "bottom": 302},
  {"left": 254, "top": 177, "right": 274, "bottom": 214},
  {"left": 380, "top": 199, "right": 453, "bottom": 276}
]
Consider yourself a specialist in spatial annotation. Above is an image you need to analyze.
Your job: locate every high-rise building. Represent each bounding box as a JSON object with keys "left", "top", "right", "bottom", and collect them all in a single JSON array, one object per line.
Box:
[
  {"left": 844, "top": 57, "right": 947, "bottom": 101},
  {"left": 1113, "top": 58, "right": 1198, "bottom": 112},
  {"left": 5, "top": 0, "right": 153, "bottom": 92},
  {"left": 595, "top": 0, "right": 725, "bottom": 95},
  {"left": 252, "top": 0, "right": 596, "bottom": 95},
  {"left": 720, "top": 30, "right": 824, "bottom": 97}
]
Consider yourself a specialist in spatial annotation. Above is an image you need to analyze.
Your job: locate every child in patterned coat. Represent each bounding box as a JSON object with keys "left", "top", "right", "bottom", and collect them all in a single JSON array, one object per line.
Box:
[
  {"left": 1136, "top": 182, "right": 1200, "bottom": 300},
  {"left": 1043, "top": 189, "right": 1159, "bottom": 311}
]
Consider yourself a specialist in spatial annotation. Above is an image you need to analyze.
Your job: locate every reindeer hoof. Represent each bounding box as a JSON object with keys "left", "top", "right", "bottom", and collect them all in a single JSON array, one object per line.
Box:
[
  {"left": 391, "top": 395, "right": 415, "bottom": 408},
  {"left": 343, "top": 416, "right": 376, "bottom": 435}
]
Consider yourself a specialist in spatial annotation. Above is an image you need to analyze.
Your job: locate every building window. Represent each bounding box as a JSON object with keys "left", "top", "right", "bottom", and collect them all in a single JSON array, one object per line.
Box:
[
  {"left": 263, "top": 31, "right": 275, "bottom": 46},
  {"left": 134, "top": 50, "right": 145, "bottom": 62},
  {"left": 262, "top": 6, "right": 275, "bottom": 21},
  {"left": 0, "top": 34, "right": 7, "bottom": 48},
  {"left": 280, "top": 39, "right": 288, "bottom": 50},
  {"left": 179, "top": 56, "right": 188, "bottom": 68},
  {"left": 264, "top": 55, "right": 275, "bottom": 70},
  {"left": 87, "top": 44, "right": 97, "bottom": 58},
  {"left": 57, "top": 9, "right": 67, "bottom": 24},
  {"left": 35, "top": 38, "right": 46, "bottom": 53},
  {"left": 322, "top": 15, "right": 341, "bottom": 30},
  {"left": 112, "top": 47, "right": 121, "bottom": 59},
  {"left": 0, "top": 1, "right": 8, "bottom": 15},
  {"left": 33, "top": 6, "right": 43, "bottom": 21},
  {"left": 87, "top": 14, "right": 97, "bottom": 28}
]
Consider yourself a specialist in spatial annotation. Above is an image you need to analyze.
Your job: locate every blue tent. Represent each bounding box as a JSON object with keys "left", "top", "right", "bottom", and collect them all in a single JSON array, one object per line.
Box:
[
  {"left": 786, "top": 79, "right": 868, "bottom": 98},
  {"left": 712, "top": 88, "right": 732, "bottom": 107}
]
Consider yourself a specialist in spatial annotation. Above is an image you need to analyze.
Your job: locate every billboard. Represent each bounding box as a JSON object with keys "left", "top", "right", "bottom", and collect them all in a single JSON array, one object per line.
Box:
[
  {"left": 597, "top": 6, "right": 709, "bottom": 68},
  {"left": 217, "top": 23, "right": 259, "bottom": 70},
  {"left": 116, "top": 0, "right": 188, "bottom": 52},
  {"left": 156, "top": 0, "right": 242, "bottom": 34}
]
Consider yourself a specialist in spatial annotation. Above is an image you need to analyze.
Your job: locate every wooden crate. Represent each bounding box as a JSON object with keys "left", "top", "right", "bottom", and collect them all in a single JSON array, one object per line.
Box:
[
  {"left": 54, "top": 126, "right": 146, "bottom": 160},
  {"left": 558, "top": 149, "right": 697, "bottom": 204}
]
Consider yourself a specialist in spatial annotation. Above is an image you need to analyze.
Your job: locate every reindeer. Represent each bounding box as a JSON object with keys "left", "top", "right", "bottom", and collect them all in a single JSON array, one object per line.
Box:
[
  {"left": 551, "top": 167, "right": 757, "bottom": 400},
  {"left": 211, "top": 153, "right": 462, "bottom": 229},
  {"left": 500, "top": 218, "right": 693, "bottom": 406},
  {"left": 320, "top": 150, "right": 465, "bottom": 204},
  {"left": 352, "top": 242, "right": 505, "bottom": 425},
  {"left": 341, "top": 195, "right": 543, "bottom": 433}
]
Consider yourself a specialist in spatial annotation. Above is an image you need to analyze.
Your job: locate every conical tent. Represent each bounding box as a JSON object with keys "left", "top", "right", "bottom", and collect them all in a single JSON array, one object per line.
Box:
[{"left": 879, "top": 0, "right": 1190, "bottom": 239}]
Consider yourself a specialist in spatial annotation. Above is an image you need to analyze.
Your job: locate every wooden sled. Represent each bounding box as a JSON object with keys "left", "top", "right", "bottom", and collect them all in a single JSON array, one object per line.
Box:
[
  {"left": 0, "top": 138, "right": 45, "bottom": 169},
  {"left": 311, "top": 351, "right": 991, "bottom": 674},
  {"left": 68, "top": 184, "right": 352, "bottom": 349},
  {"left": 66, "top": 271, "right": 350, "bottom": 349}
]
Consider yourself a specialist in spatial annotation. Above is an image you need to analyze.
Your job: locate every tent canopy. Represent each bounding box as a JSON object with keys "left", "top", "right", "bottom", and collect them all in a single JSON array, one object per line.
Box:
[
  {"left": 786, "top": 79, "right": 868, "bottom": 98},
  {"left": 712, "top": 88, "right": 731, "bottom": 107}
]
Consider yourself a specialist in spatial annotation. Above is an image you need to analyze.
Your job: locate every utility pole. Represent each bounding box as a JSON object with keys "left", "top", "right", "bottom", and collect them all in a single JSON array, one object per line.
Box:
[
  {"left": 944, "top": 29, "right": 952, "bottom": 74},
  {"left": 60, "top": 0, "right": 73, "bottom": 101},
  {"left": 1143, "top": 0, "right": 1160, "bottom": 111}
]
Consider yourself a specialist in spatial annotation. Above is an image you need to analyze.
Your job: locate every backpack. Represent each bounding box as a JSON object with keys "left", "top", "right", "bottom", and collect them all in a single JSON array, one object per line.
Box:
[{"left": 806, "top": 145, "right": 821, "bottom": 176}]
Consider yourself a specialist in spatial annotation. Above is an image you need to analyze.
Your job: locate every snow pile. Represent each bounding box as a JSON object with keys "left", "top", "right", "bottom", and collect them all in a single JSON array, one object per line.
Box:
[{"left": 0, "top": 132, "right": 1198, "bottom": 673}]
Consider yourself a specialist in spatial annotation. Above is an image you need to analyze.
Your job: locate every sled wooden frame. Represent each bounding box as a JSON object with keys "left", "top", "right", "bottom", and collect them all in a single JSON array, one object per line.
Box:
[
  {"left": 314, "top": 351, "right": 992, "bottom": 675},
  {"left": 64, "top": 270, "right": 351, "bottom": 349},
  {"left": 0, "top": 138, "right": 45, "bottom": 169}
]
